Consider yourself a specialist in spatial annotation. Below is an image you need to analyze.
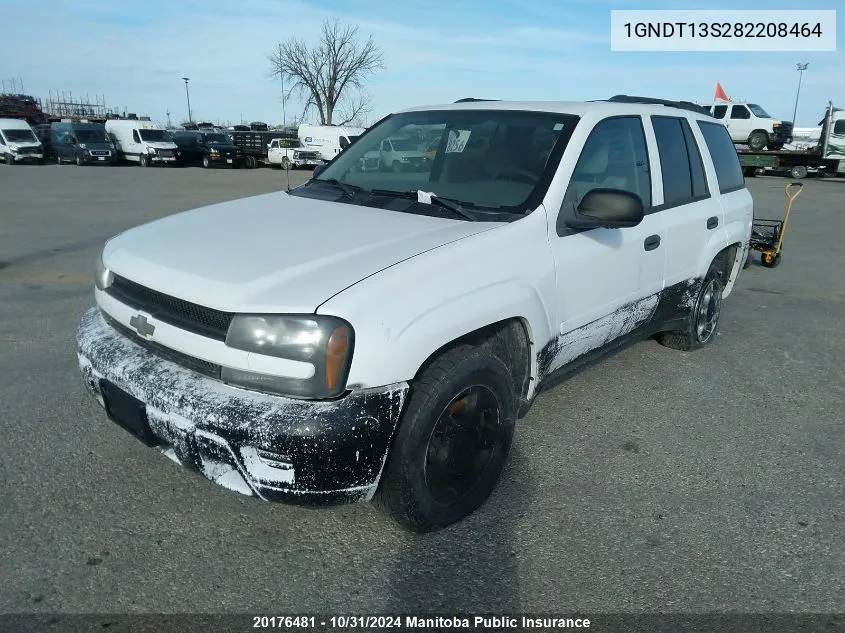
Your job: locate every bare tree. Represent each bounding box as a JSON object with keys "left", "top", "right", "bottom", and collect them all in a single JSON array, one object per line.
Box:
[{"left": 268, "top": 17, "right": 384, "bottom": 125}]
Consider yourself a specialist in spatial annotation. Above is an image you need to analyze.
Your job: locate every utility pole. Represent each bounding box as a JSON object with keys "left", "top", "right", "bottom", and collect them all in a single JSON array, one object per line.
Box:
[
  {"left": 182, "top": 77, "right": 193, "bottom": 124},
  {"left": 791, "top": 63, "right": 809, "bottom": 126},
  {"left": 166, "top": 110, "right": 172, "bottom": 128}
]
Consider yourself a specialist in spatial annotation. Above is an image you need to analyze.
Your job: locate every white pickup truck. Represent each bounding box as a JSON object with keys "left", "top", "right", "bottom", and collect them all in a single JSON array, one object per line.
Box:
[
  {"left": 77, "top": 96, "right": 753, "bottom": 532},
  {"left": 266, "top": 137, "right": 322, "bottom": 169}
]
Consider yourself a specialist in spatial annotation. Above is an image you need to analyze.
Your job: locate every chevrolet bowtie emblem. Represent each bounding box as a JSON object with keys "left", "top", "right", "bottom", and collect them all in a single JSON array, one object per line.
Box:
[{"left": 129, "top": 314, "right": 155, "bottom": 337}]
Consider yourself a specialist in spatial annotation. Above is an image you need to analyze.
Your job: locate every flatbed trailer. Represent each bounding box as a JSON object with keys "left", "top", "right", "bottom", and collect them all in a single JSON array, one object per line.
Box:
[{"left": 738, "top": 102, "right": 845, "bottom": 179}]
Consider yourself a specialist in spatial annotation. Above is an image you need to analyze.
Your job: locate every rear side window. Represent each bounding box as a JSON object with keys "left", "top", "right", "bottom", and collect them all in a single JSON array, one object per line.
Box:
[
  {"left": 697, "top": 121, "right": 745, "bottom": 193},
  {"left": 651, "top": 116, "right": 709, "bottom": 207}
]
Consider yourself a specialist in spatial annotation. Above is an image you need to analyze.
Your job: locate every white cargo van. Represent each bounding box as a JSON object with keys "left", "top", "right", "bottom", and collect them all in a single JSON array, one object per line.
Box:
[
  {"left": 105, "top": 120, "right": 178, "bottom": 166},
  {"left": 705, "top": 101, "right": 793, "bottom": 150},
  {"left": 298, "top": 124, "right": 365, "bottom": 161},
  {"left": 0, "top": 118, "right": 44, "bottom": 164}
]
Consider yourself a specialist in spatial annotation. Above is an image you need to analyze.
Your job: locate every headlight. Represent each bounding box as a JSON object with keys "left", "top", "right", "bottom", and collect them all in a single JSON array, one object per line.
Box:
[
  {"left": 79, "top": 143, "right": 87, "bottom": 149},
  {"left": 9, "top": 147, "right": 18, "bottom": 153},
  {"left": 223, "top": 315, "right": 354, "bottom": 399},
  {"left": 293, "top": 151, "right": 301, "bottom": 158},
  {"left": 147, "top": 147, "right": 157, "bottom": 154},
  {"left": 94, "top": 252, "right": 113, "bottom": 291}
]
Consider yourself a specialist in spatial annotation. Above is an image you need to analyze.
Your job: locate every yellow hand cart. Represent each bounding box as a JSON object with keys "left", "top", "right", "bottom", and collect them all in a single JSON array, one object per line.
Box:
[{"left": 746, "top": 181, "right": 804, "bottom": 269}]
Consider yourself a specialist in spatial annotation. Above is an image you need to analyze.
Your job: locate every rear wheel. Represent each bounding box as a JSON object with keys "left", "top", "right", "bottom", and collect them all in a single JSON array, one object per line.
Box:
[
  {"left": 748, "top": 131, "right": 768, "bottom": 151},
  {"left": 657, "top": 255, "right": 726, "bottom": 351},
  {"left": 375, "top": 346, "right": 516, "bottom": 532},
  {"left": 790, "top": 165, "right": 808, "bottom": 179}
]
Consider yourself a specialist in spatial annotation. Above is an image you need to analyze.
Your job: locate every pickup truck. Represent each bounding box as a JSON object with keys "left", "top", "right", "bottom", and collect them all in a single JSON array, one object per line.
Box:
[{"left": 76, "top": 96, "right": 753, "bottom": 532}]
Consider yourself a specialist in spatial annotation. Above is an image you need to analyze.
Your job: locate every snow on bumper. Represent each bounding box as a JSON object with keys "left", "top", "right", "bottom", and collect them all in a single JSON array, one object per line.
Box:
[{"left": 76, "top": 307, "right": 408, "bottom": 505}]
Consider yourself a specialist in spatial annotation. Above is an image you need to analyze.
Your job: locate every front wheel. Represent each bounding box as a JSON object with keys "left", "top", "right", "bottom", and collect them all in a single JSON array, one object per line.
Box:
[
  {"left": 139, "top": 154, "right": 148, "bottom": 167},
  {"left": 202, "top": 155, "right": 210, "bottom": 169},
  {"left": 76, "top": 154, "right": 84, "bottom": 166},
  {"left": 657, "top": 257, "right": 726, "bottom": 351},
  {"left": 281, "top": 157, "right": 291, "bottom": 170},
  {"left": 375, "top": 346, "right": 516, "bottom": 532},
  {"left": 747, "top": 131, "right": 768, "bottom": 151}
]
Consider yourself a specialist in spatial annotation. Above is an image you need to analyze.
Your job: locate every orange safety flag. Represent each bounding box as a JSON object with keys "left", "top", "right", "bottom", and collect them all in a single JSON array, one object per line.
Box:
[{"left": 714, "top": 82, "right": 730, "bottom": 101}]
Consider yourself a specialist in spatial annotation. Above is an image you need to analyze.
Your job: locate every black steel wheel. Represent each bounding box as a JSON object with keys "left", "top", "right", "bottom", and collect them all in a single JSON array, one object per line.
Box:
[
  {"left": 375, "top": 346, "right": 516, "bottom": 532},
  {"left": 747, "top": 131, "right": 768, "bottom": 151}
]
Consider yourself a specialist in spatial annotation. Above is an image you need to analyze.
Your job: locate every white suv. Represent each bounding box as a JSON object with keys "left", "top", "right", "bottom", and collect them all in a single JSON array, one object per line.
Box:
[{"left": 76, "top": 96, "right": 753, "bottom": 532}]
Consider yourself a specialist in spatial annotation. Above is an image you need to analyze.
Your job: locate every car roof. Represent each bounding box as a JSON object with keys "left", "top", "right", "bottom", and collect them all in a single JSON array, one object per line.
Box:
[{"left": 395, "top": 99, "right": 715, "bottom": 120}]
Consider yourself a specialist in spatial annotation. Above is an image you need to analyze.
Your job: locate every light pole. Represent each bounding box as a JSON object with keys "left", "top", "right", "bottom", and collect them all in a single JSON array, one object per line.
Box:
[
  {"left": 791, "top": 63, "right": 808, "bottom": 125},
  {"left": 182, "top": 77, "right": 193, "bottom": 124}
]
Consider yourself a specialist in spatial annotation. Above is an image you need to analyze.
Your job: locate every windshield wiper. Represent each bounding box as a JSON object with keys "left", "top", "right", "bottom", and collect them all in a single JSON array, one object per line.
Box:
[
  {"left": 369, "top": 189, "right": 478, "bottom": 221},
  {"left": 312, "top": 178, "right": 360, "bottom": 200}
]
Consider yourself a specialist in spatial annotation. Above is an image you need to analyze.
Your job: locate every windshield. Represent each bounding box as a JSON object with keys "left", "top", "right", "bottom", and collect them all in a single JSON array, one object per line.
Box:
[
  {"left": 139, "top": 129, "right": 173, "bottom": 142},
  {"left": 3, "top": 129, "right": 37, "bottom": 143},
  {"left": 304, "top": 110, "right": 578, "bottom": 212},
  {"left": 204, "top": 133, "right": 231, "bottom": 144},
  {"left": 76, "top": 129, "right": 109, "bottom": 143},
  {"left": 748, "top": 104, "right": 771, "bottom": 118}
]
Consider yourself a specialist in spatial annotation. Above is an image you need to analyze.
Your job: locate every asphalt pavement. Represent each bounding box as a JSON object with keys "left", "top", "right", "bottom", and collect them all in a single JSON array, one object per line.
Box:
[{"left": 1, "top": 163, "right": 843, "bottom": 615}]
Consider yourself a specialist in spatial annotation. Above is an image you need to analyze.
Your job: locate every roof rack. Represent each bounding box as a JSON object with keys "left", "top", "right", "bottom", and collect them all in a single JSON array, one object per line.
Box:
[
  {"left": 454, "top": 98, "right": 499, "bottom": 103},
  {"left": 607, "top": 95, "right": 713, "bottom": 117}
]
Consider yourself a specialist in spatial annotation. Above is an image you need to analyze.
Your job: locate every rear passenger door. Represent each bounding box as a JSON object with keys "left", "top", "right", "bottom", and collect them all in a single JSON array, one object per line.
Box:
[{"left": 649, "top": 115, "right": 724, "bottom": 288}]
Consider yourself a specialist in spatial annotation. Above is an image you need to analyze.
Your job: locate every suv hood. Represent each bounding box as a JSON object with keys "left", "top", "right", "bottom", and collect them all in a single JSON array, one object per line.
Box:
[
  {"left": 103, "top": 191, "right": 498, "bottom": 313},
  {"left": 8, "top": 141, "right": 41, "bottom": 151}
]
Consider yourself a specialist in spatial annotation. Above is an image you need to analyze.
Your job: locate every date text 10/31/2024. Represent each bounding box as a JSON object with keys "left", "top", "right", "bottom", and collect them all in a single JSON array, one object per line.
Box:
[{"left": 251, "top": 615, "right": 593, "bottom": 629}]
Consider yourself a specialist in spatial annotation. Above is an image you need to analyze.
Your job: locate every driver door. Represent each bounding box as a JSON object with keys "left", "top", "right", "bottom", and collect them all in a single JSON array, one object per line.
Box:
[{"left": 545, "top": 115, "right": 665, "bottom": 374}]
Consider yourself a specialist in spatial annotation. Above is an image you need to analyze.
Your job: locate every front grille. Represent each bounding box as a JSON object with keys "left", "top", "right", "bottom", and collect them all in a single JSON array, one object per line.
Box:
[
  {"left": 18, "top": 147, "right": 39, "bottom": 155},
  {"left": 299, "top": 151, "right": 318, "bottom": 160},
  {"left": 106, "top": 275, "right": 234, "bottom": 341},
  {"left": 157, "top": 149, "right": 174, "bottom": 158},
  {"left": 105, "top": 314, "right": 222, "bottom": 379}
]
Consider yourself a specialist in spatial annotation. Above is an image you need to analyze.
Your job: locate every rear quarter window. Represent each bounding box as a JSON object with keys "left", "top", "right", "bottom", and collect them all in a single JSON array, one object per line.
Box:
[{"left": 697, "top": 121, "right": 745, "bottom": 194}]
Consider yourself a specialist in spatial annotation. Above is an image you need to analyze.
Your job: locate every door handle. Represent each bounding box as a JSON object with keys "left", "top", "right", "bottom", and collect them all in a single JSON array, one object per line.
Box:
[
  {"left": 644, "top": 235, "right": 661, "bottom": 251},
  {"left": 707, "top": 216, "right": 719, "bottom": 229}
]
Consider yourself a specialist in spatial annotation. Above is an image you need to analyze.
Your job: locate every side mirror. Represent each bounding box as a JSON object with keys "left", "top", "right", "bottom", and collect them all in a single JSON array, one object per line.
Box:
[
  {"left": 566, "top": 188, "right": 644, "bottom": 229},
  {"left": 313, "top": 162, "right": 329, "bottom": 178}
]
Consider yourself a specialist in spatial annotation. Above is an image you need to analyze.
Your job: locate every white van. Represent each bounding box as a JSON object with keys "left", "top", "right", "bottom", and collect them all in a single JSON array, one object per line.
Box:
[
  {"left": 298, "top": 124, "right": 365, "bottom": 161},
  {"left": 704, "top": 101, "right": 793, "bottom": 150},
  {"left": 105, "top": 120, "right": 178, "bottom": 166},
  {"left": 0, "top": 118, "right": 44, "bottom": 164}
]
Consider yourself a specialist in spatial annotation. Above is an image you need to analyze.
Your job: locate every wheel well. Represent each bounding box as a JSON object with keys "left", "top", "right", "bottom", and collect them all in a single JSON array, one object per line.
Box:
[
  {"left": 749, "top": 129, "right": 769, "bottom": 139},
  {"left": 413, "top": 318, "right": 533, "bottom": 416}
]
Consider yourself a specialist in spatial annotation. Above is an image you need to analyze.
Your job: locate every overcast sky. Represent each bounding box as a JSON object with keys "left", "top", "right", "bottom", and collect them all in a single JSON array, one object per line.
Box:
[{"left": 2, "top": 0, "right": 842, "bottom": 127}]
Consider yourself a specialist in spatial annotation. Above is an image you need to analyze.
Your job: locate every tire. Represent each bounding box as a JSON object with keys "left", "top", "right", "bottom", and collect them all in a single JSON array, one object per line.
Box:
[
  {"left": 139, "top": 154, "right": 148, "bottom": 167},
  {"left": 743, "top": 167, "right": 757, "bottom": 177},
  {"left": 281, "top": 157, "right": 291, "bottom": 170},
  {"left": 761, "top": 252, "right": 782, "bottom": 268},
  {"left": 6, "top": 153, "right": 14, "bottom": 164},
  {"left": 391, "top": 160, "right": 402, "bottom": 173},
  {"left": 56, "top": 154, "right": 62, "bottom": 165},
  {"left": 747, "top": 131, "right": 768, "bottom": 151},
  {"left": 202, "top": 155, "right": 210, "bottom": 169},
  {"left": 657, "top": 255, "right": 726, "bottom": 351},
  {"left": 375, "top": 346, "right": 517, "bottom": 532},
  {"left": 790, "top": 165, "right": 808, "bottom": 180},
  {"left": 76, "top": 154, "right": 84, "bottom": 166}
]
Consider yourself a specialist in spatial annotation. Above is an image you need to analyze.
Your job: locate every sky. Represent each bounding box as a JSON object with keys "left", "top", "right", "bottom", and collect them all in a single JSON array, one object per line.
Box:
[{"left": 1, "top": 0, "right": 842, "bottom": 128}]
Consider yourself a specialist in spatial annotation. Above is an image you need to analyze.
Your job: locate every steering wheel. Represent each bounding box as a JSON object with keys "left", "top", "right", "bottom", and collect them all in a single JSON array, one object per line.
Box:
[{"left": 496, "top": 167, "right": 540, "bottom": 185}]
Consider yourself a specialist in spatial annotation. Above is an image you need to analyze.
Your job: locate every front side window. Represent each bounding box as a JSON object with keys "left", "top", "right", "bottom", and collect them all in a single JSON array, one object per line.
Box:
[
  {"left": 339, "top": 136, "right": 350, "bottom": 149},
  {"left": 132, "top": 130, "right": 141, "bottom": 143},
  {"left": 832, "top": 120, "right": 845, "bottom": 135},
  {"left": 297, "top": 109, "right": 579, "bottom": 214},
  {"left": 567, "top": 116, "right": 651, "bottom": 209},
  {"left": 75, "top": 129, "right": 108, "bottom": 143},
  {"left": 203, "top": 133, "right": 229, "bottom": 144},
  {"left": 712, "top": 105, "right": 728, "bottom": 119},
  {"left": 730, "top": 106, "right": 751, "bottom": 120}
]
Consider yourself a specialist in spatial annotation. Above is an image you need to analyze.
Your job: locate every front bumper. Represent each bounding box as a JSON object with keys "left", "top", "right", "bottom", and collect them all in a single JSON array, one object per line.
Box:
[
  {"left": 9, "top": 152, "right": 43, "bottom": 163},
  {"left": 76, "top": 307, "right": 408, "bottom": 505}
]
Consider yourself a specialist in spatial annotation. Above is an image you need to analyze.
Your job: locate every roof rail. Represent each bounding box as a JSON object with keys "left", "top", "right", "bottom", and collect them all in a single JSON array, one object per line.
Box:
[
  {"left": 454, "top": 98, "right": 499, "bottom": 103},
  {"left": 607, "top": 95, "right": 713, "bottom": 117}
]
